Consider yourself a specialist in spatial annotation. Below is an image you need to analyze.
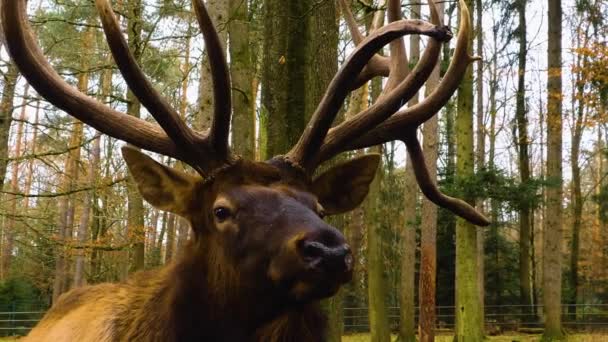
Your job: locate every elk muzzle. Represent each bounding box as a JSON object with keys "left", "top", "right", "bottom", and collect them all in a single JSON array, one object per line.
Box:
[{"left": 298, "top": 240, "right": 353, "bottom": 277}]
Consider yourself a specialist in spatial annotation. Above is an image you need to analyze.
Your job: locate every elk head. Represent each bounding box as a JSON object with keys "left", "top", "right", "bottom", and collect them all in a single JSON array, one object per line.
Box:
[{"left": 1, "top": 0, "right": 489, "bottom": 304}]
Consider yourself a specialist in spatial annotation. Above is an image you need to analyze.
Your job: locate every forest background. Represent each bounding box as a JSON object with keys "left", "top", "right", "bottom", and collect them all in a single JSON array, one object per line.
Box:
[{"left": 0, "top": 0, "right": 606, "bottom": 341}]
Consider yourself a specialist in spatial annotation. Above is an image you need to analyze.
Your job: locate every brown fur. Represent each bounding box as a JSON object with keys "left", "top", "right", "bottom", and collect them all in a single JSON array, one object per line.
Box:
[
  {"left": 27, "top": 242, "right": 327, "bottom": 342},
  {"left": 25, "top": 153, "right": 380, "bottom": 341}
]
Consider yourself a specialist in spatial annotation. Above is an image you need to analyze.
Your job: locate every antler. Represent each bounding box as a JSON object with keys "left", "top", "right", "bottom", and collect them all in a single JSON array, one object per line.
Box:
[
  {"left": 285, "top": 0, "right": 451, "bottom": 170},
  {"left": 1, "top": 0, "right": 234, "bottom": 177},
  {"left": 286, "top": 0, "right": 490, "bottom": 226}
]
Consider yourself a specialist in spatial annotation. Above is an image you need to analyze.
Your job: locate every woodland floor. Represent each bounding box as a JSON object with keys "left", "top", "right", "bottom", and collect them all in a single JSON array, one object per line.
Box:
[
  {"left": 1, "top": 333, "right": 607, "bottom": 341},
  {"left": 341, "top": 333, "right": 608, "bottom": 341}
]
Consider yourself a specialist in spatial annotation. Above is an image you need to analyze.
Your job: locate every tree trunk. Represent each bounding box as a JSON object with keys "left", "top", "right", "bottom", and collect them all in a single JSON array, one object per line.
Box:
[
  {"left": 398, "top": 4, "right": 420, "bottom": 338},
  {"left": 197, "top": 0, "right": 228, "bottom": 130},
  {"left": 262, "top": 0, "right": 310, "bottom": 156},
  {"left": 174, "top": 37, "right": 193, "bottom": 260},
  {"left": 229, "top": 0, "right": 255, "bottom": 159},
  {"left": 343, "top": 86, "right": 368, "bottom": 323},
  {"left": 52, "top": 125, "right": 84, "bottom": 301},
  {"left": 514, "top": 0, "right": 534, "bottom": 318},
  {"left": 542, "top": 0, "right": 564, "bottom": 339},
  {"left": 73, "top": 134, "right": 101, "bottom": 287},
  {"left": 165, "top": 213, "right": 177, "bottom": 263},
  {"left": 0, "top": 83, "right": 29, "bottom": 280},
  {"left": 455, "top": 1, "right": 483, "bottom": 340},
  {"left": 23, "top": 98, "right": 41, "bottom": 210},
  {"left": 175, "top": 218, "right": 190, "bottom": 259},
  {"left": 91, "top": 87, "right": 115, "bottom": 282},
  {"left": 399, "top": 159, "right": 417, "bottom": 342},
  {"left": 0, "top": 61, "right": 18, "bottom": 278},
  {"left": 302, "top": 2, "right": 340, "bottom": 339},
  {"left": 474, "top": 0, "right": 485, "bottom": 325},
  {"left": 418, "top": 2, "right": 443, "bottom": 339},
  {"left": 72, "top": 25, "right": 100, "bottom": 288},
  {"left": 367, "top": 147, "right": 391, "bottom": 342},
  {"left": 487, "top": 12, "right": 502, "bottom": 311},
  {"left": 568, "top": 23, "right": 587, "bottom": 319},
  {"left": 0, "top": 63, "right": 18, "bottom": 190},
  {"left": 52, "top": 26, "right": 90, "bottom": 297},
  {"left": 125, "top": 0, "right": 146, "bottom": 272}
]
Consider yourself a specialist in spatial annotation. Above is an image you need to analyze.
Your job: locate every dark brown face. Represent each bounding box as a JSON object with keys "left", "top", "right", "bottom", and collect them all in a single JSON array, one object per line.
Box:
[
  {"left": 122, "top": 147, "right": 380, "bottom": 302},
  {"left": 201, "top": 176, "right": 354, "bottom": 301}
]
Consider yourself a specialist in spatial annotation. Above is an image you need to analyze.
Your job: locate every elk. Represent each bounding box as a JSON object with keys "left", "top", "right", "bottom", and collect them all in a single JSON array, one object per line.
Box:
[{"left": 2, "top": 0, "right": 488, "bottom": 340}]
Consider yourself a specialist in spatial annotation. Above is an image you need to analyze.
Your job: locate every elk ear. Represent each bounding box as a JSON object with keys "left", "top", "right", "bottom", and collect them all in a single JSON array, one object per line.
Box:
[
  {"left": 122, "top": 146, "right": 199, "bottom": 216},
  {"left": 312, "top": 154, "right": 380, "bottom": 215}
]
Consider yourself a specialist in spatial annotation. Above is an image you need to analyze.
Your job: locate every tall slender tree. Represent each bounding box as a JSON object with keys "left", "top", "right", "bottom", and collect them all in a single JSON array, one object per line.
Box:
[
  {"left": 474, "top": 0, "right": 485, "bottom": 322},
  {"left": 418, "top": 2, "right": 443, "bottom": 340},
  {"left": 542, "top": 0, "right": 564, "bottom": 339},
  {"left": 229, "top": 0, "right": 254, "bottom": 159},
  {"left": 0, "top": 63, "right": 18, "bottom": 193},
  {"left": 125, "top": 0, "right": 146, "bottom": 272},
  {"left": 455, "top": 0, "right": 484, "bottom": 340},
  {"left": 398, "top": 2, "right": 419, "bottom": 341},
  {"left": 514, "top": 0, "right": 534, "bottom": 315},
  {"left": 1, "top": 83, "right": 29, "bottom": 280}
]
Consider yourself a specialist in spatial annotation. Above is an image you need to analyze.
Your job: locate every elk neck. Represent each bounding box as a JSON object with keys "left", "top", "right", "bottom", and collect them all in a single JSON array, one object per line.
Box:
[{"left": 146, "top": 232, "right": 326, "bottom": 341}]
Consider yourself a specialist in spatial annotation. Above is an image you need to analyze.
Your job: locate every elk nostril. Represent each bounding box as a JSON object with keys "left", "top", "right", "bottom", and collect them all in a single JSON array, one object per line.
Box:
[{"left": 300, "top": 241, "right": 326, "bottom": 260}]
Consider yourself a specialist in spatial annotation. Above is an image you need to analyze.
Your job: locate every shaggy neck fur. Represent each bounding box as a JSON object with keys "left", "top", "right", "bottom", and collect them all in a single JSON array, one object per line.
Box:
[{"left": 122, "top": 236, "right": 327, "bottom": 342}]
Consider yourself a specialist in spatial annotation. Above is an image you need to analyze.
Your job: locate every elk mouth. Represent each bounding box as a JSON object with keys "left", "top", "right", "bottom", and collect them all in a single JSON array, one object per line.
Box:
[{"left": 267, "top": 231, "right": 354, "bottom": 302}]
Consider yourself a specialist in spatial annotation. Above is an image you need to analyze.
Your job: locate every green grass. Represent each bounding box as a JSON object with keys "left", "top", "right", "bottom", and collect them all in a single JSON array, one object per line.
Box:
[
  {"left": 341, "top": 333, "right": 606, "bottom": 341},
  {"left": 2, "top": 333, "right": 605, "bottom": 341}
]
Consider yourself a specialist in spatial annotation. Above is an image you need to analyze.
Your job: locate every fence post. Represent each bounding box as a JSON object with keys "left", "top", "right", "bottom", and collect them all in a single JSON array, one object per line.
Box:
[{"left": 10, "top": 302, "right": 15, "bottom": 333}]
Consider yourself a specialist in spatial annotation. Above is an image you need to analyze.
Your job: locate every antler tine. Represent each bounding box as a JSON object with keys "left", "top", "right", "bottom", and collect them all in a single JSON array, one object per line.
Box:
[
  {"left": 192, "top": 0, "right": 233, "bottom": 159},
  {"left": 1, "top": 0, "right": 187, "bottom": 161},
  {"left": 284, "top": 14, "right": 451, "bottom": 172},
  {"left": 315, "top": 0, "right": 447, "bottom": 166},
  {"left": 403, "top": 132, "right": 491, "bottom": 226},
  {"left": 384, "top": 0, "right": 409, "bottom": 92},
  {"left": 95, "top": 0, "right": 204, "bottom": 157},
  {"left": 339, "top": 0, "right": 390, "bottom": 89},
  {"left": 339, "top": 0, "right": 365, "bottom": 45},
  {"left": 321, "top": 0, "right": 490, "bottom": 226},
  {"left": 322, "top": 0, "right": 476, "bottom": 153}
]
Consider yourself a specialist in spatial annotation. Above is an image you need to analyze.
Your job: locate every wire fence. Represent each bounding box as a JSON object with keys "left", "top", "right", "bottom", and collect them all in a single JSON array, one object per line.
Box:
[
  {"left": 342, "top": 304, "right": 608, "bottom": 340},
  {"left": 1, "top": 302, "right": 607, "bottom": 338},
  {"left": 0, "top": 300, "right": 48, "bottom": 337}
]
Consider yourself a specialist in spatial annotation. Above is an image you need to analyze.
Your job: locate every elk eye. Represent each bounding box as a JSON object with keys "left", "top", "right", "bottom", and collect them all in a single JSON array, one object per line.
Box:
[{"left": 214, "top": 207, "right": 232, "bottom": 222}]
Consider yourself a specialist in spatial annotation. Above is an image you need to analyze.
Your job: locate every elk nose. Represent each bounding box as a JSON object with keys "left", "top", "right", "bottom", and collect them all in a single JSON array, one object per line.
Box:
[{"left": 299, "top": 240, "right": 353, "bottom": 274}]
